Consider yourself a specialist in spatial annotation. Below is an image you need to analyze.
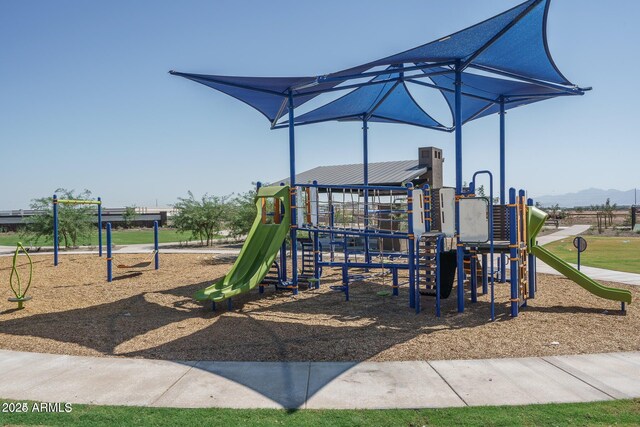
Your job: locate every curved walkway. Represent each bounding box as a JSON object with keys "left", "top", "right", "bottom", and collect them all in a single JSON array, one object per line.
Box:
[{"left": 0, "top": 349, "right": 638, "bottom": 409}]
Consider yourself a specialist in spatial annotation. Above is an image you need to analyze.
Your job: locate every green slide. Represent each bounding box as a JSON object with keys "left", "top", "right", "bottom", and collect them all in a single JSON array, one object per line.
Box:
[
  {"left": 194, "top": 185, "right": 290, "bottom": 303},
  {"left": 527, "top": 206, "right": 632, "bottom": 304}
]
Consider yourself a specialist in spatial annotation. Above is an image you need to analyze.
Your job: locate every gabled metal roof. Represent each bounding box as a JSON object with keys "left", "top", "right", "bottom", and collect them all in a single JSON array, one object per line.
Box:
[{"left": 276, "top": 160, "right": 426, "bottom": 186}]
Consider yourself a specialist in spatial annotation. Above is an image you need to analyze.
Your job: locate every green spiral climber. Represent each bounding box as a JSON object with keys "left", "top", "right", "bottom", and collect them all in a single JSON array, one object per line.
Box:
[{"left": 8, "top": 242, "right": 33, "bottom": 309}]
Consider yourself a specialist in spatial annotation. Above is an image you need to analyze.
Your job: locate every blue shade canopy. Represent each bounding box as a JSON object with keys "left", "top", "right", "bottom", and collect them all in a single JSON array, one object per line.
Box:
[
  {"left": 284, "top": 69, "right": 446, "bottom": 130},
  {"left": 425, "top": 69, "right": 569, "bottom": 125},
  {"left": 171, "top": 0, "right": 585, "bottom": 129},
  {"left": 364, "top": 0, "right": 569, "bottom": 85},
  {"left": 169, "top": 64, "right": 372, "bottom": 123}
]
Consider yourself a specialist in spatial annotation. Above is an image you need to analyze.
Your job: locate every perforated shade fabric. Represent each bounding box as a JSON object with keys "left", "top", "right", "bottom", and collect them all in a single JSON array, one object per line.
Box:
[
  {"left": 171, "top": 0, "right": 583, "bottom": 128},
  {"left": 283, "top": 69, "right": 446, "bottom": 130},
  {"left": 169, "top": 63, "right": 372, "bottom": 123},
  {"left": 366, "top": 0, "right": 569, "bottom": 85},
  {"left": 423, "top": 68, "right": 568, "bottom": 125}
]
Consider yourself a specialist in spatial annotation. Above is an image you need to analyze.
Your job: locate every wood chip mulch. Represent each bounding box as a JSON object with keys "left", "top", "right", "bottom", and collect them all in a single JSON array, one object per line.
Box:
[{"left": 1, "top": 253, "right": 638, "bottom": 362}]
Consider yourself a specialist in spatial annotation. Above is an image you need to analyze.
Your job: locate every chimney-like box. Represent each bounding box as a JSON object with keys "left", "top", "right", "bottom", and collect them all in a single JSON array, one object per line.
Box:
[{"left": 418, "top": 147, "right": 443, "bottom": 189}]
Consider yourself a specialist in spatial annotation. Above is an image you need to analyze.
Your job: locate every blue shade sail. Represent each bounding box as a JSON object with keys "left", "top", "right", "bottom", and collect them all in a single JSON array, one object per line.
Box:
[
  {"left": 363, "top": 0, "right": 570, "bottom": 85},
  {"left": 169, "top": 72, "right": 312, "bottom": 122},
  {"left": 284, "top": 69, "right": 445, "bottom": 130},
  {"left": 170, "top": 63, "right": 373, "bottom": 123},
  {"left": 427, "top": 69, "right": 568, "bottom": 124},
  {"left": 171, "top": 0, "right": 583, "bottom": 128}
]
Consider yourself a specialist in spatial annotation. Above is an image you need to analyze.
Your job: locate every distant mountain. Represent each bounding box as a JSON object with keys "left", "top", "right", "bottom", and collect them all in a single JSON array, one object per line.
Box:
[{"left": 534, "top": 188, "right": 638, "bottom": 208}]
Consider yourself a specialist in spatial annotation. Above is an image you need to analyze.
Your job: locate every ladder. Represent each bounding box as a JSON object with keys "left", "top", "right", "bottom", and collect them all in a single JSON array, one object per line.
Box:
[
  {"left": 299, "top": 237, "right": 314, "bottom": 277},
  {"left": 418, "top": 234, "right": 440, "bottom": 296},
  {"left": 298, "top": 236, "right": 321, "bottom": 289},
  {"left": 259, "top": 260, "right": 282, "bottom": 293}
]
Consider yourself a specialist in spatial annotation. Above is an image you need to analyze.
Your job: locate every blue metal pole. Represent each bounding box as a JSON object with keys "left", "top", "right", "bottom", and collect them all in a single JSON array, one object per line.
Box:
[
  {"left": 407, "top": 184, "right": 417, "bottom": 312},
  {"left": 519, "top": 189, "right": 527, "bottom": 308},
  {"left": 277, "top": 182, "right": 287, "bottom": 282},
  {"left": 107, "top": 222, "right": 112, "bottom": 282},
  {"left": 509, "top": 188, "right": 518, "bottom": 317},
  {"left": 97, "top": 197, "right": 102, "bottom": 257},
  {"left": 470, "top": 250, "right": 477, "bottom": 303},
  {"left": 499, "top": 99, "right": 506, "bottom": 207},
  {"left": 154, "top": 220, "right": 159, "bottom": 270},
  {"left": 482, "top": 253, "right": 488, "bottom": 294},
  {"left": 53, "top": 194, "right": 59, "bottom": 266},
  {"left": 500, "top": 98, "right": 507, "bottom": 283},
  {"left": 288, "top": 91, "right": 298, "bottom": 295},
  {"left": 454, "top": 61, "right": 464, "bottom": 313},
  {"left": 312, "top": 180, "right": 320, "bottom": 289},
  {"left": 392, "top": 268, "right": 399, "bottom": 296},
  {"left": 363, "top": 117, "right": 370, "bottom": 266},
  {"left": 527, "top": 198, "right": 536, "bottom": 299},
  {"left": 489, "top": 176, "right": 495, "bottom": 321},
  {"left": 436, "top": 235, "right": 442, "bottom": 317}
]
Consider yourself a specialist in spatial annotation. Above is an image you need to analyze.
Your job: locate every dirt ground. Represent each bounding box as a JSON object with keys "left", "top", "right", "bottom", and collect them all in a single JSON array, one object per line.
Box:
[{"left": 0, "top": 253, "right": 638, "bottom": 362}]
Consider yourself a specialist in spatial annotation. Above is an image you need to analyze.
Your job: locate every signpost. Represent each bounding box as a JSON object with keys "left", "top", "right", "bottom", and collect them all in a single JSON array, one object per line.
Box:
[{"left": 573, "top": 236, "right": 587, "bottom": 271}]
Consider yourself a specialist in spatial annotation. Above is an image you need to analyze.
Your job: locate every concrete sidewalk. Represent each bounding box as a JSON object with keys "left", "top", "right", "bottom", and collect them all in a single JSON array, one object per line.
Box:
[
  {"left": 0, "top": 349, "right": 638, "bottom": 409},
  {"left": 537, "top": 224, "right": 592, "bottom": 245}
]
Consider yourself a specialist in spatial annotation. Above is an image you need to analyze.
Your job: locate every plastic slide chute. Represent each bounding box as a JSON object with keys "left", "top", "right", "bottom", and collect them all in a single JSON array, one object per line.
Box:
[
  {"left": 194, "top": 185, "right": 290, "bottom": 303},
  {"left": 527, "top": 206, "right": 632, "bottom": 305}
]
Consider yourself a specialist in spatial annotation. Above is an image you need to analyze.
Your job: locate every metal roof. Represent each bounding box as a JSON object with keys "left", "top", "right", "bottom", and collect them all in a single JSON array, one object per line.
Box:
[{"left": 275, "top": 160, "right": 426, "bottom": 186}]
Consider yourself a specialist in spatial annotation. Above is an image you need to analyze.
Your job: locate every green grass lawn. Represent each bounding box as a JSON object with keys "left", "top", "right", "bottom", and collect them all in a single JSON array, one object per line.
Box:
[
  {"left": 544, "top": 236, "right": 640, "bottom": 274},
  {"left": 0, "top": 399, "right": 638, "bottom": 426},
  {"left": 0, "top": 228, "right": 223, "bottom": 247}
]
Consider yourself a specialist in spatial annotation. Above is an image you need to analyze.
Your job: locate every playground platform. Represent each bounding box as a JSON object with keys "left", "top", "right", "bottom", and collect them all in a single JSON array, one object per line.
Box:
[{"left": 0, "top": 349, "right": 638, "bottom": 409}]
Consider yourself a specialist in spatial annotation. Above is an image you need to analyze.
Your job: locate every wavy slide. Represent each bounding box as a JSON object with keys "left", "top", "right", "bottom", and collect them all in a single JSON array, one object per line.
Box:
[
  {"left": 527, "top": 206, "right": 632, "bottom": 305},
  {"left": 194, "top": 185, "right": 290, "bottom": 303}
]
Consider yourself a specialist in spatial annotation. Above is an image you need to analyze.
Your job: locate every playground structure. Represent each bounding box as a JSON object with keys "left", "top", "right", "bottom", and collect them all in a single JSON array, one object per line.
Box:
[
  {"left": 7, "top": 243, "right": 33, "bottom": 310},
  {"left": 52, "top": 194, "right": 102, "bottom": 266},
  {"left": 105, "top": 221, "right": 159, "bottom": 282},
  {"left": 173, "top": 0, "right": 632, "bottom": 317}
]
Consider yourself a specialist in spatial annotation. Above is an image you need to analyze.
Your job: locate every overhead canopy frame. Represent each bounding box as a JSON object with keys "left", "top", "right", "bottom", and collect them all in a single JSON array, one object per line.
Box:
[{"left": 170, "top": 0, "right": 589, "bottom": 308}]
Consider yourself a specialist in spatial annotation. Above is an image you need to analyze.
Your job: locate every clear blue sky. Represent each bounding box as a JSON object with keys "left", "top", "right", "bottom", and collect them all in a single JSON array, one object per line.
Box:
[{"left": 1, "top": 0, "right": 638, "bottom": 210}]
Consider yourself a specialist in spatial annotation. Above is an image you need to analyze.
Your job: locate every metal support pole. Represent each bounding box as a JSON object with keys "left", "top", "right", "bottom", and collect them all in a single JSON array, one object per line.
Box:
[
  {"left": 527, "top": 198, "right": 535, "bottom": 298},
  {"left": 482, "top": 253, "right": 488, "bottom": 294},
  {"left": 454, "top": 61, "right": 465, "bottom": 313},
  {"left": 98, "top": 197, "right": 102, "bottom": 257},
  {"left": 407, "top": 184, "right": 417, "bottom": 311},
  {"left": 53, "top": 194, "right": 59, "bottom": 266},
  {"left": 312, "top": 180, "right": 320, "bottom": 289},
  {"left": 392, "top": 268, "right": 399, "bottom": 296},
  {"left": 499, "top": 98, "right": 507, "bottom": 283},
  {"left": 288, "top": 92, "right": 298, "bottom": 294},
  {"left": 470, "top": 251, "right": 478, "bottom": 303},
  {"left": 342, "top": 264, "right": 349, "bottom": 301},
  {"left": 499, "top": 99, "right": 506, "bottom": 209},
  {"left": 519, "top": 189, "right": 527, "bottom": 308},
  {"left": 436, "top": 235, "right": 442, "bottom": 317},
  {"left": 363, "top": 117, "right": 370, "bottom": 266},
  {"left": 154, "top": 220, "right": 159, "bottom": 270},
  {"left": 277, "top": 182, "right": 287, "bottom": 282},
  {"left": 107, "top": 223, "right": 112, "bottom": 282},
  {"left": 509, "top": 188, "right": 518, "bottom": 317}
]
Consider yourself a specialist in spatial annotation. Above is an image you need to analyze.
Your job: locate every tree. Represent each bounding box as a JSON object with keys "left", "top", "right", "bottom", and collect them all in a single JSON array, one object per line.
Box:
[
  {"left": 227, "top": 190, "right": 257, "bottom": 239},
  {"left": 476, "top": 185, "right": 486, "bottom": 197},
  {"left": 173, "top": 191, "right": 229, "bottom": 246},
  {"left": 21, "top": 188, "right": 96, "bottom": 248},
  {"left": 122, "top": 206, "right": 137, "bottom": 229}
]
